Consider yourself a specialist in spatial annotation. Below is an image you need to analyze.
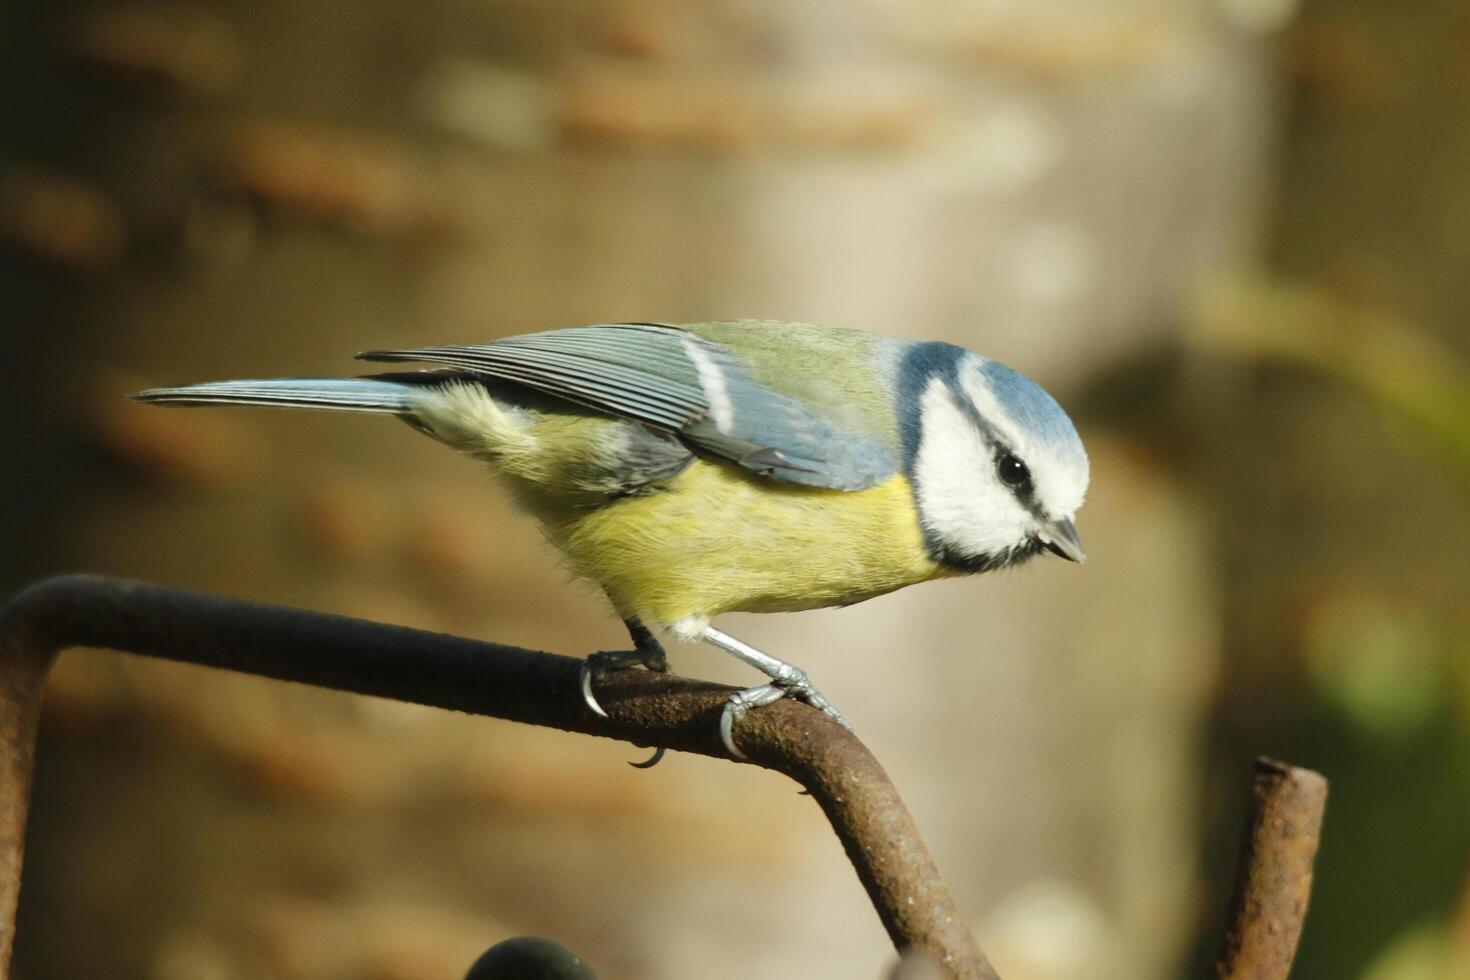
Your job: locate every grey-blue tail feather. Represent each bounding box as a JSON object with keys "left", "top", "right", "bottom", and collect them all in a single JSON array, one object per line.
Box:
[{"left": 131, "top": 378, "right": 417, "bottom": 413}]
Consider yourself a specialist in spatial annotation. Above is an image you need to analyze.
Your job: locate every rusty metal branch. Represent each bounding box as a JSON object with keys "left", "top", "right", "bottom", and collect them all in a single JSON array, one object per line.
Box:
[
  {"left": 1216, "top": 757, "right": 1329, "bottom": 980},
  {"left": 0, "top": 574, "right": 995, "bottom": 980}
]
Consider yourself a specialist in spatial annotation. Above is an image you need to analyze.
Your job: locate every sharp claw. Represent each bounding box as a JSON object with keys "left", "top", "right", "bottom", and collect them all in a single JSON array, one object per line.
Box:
[
  {"left": 628, "top": 746, "right": 666, "bottom": 769},
  {"left": 720, "top": 705, "right": 747, "bottom": 760},
  {"left": 579, "top": 663, "right": 609, "bottom": 719}
]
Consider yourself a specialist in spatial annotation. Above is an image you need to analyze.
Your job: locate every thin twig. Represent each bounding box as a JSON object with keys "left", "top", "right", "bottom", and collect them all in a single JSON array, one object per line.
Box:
[
  {"left": 1216, "top": 757, "right": 1328, "bottom": 980},
  {"left": 0, "top": 574, "right": 996, "bottom": 980}
]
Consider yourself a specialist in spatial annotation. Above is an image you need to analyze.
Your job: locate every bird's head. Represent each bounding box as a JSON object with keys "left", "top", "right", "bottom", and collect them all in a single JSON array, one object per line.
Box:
[{"left": 902, "top": 345, "right": 1089, "bottom": 573}]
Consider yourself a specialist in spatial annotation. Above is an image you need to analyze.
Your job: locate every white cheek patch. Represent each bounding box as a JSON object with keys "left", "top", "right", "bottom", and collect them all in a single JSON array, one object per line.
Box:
[
  {"left": 913, "top": 377, "right": 1033, "bottom": 561},
  {"left": 683, "top": 338, "right": 734, "bottom": 434}
]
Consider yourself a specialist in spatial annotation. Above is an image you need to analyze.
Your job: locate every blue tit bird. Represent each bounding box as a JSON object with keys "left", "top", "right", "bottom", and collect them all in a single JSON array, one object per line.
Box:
[{"left": 134, "top": 320, "right": 1088, "bottom": 758}]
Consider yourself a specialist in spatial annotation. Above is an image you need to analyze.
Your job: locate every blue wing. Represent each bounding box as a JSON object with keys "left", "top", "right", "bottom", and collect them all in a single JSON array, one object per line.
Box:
[{"left": 359, "top": 323, "right": 897, "bottom": 490}]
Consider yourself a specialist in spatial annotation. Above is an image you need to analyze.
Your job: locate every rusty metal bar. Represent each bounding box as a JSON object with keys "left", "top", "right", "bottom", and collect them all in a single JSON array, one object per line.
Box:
[
  {"left": 0, "top": 574, "right": 995, "bottom": 980},
  {"left": 1216, "top": 757, "right": 1329, "bottom": 980}
]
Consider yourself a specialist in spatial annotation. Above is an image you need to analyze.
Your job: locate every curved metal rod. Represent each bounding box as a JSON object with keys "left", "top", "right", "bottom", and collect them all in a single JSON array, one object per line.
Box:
[
  {"left": 0, "top": 574, "right": 996, "bottom": 980},
  {"left": 1216, "top": 757, "right": 1329, "bottom": 980}
]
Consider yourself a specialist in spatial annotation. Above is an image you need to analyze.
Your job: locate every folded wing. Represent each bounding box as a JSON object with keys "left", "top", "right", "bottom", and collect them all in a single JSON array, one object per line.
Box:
[{"left": 360, "top": 323, "right": 897, "bottom": 490}]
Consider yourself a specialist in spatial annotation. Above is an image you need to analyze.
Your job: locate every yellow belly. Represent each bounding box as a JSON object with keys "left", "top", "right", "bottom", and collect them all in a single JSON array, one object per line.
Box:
[{"left": 543, "top": 460, "right": 947, "bottom": 628}]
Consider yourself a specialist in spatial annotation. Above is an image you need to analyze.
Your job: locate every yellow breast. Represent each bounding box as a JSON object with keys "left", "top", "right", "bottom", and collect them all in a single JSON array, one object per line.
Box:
[{"left": 543, "top": 460, "right": 947, "bottom": 629}]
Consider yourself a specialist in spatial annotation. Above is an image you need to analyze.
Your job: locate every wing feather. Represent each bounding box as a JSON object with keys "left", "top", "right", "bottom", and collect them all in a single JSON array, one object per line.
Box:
[{"left": 360, "top": 323, "right": 897, "bottom": 490}]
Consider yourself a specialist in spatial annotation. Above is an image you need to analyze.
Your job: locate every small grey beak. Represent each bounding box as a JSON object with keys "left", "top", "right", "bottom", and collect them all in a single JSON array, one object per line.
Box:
[{"left": 1038, "top": 517, "right": 1085, "bottom": 564}]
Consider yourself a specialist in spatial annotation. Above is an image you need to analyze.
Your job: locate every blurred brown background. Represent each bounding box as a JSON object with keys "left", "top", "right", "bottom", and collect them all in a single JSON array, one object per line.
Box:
[{"left": 3, "top": 1, "right": 1468, "bottom": 978}]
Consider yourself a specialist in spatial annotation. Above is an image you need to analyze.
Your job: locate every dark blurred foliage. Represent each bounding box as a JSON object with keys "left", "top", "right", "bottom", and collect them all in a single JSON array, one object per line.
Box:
[{"left": 1184, "top": 1, "right": 1470, "bottom": 974}]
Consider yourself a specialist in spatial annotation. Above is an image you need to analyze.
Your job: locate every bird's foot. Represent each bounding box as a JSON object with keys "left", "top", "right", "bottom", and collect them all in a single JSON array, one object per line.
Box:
[
  {"left": 581, "top": 625, "right": 671, "bottom": 769},
  {"left": 579, "top": 645, "right": 669, "bottom": 719},
  {"left": 719, "top": 666, "right": 852, "bottom": 760}
]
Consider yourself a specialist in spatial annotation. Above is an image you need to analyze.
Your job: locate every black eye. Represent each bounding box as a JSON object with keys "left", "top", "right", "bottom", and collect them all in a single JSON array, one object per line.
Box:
[{"left": 997, "top": 453, "right": 1030, "bottom": 488}]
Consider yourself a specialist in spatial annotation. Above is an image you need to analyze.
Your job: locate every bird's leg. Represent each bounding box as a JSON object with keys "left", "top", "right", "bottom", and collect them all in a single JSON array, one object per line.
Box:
[
  {"left": 701, "top": 626, "right": 852, "bottom": 759},
  {"left": 621, "top": 619, "right": 670, "bottom": 672}
]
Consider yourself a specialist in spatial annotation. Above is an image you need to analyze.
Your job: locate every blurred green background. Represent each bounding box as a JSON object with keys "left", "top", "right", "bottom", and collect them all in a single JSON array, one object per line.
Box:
[{"left": 3, "top": 1, "right": 1468, "bottom": 978}]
